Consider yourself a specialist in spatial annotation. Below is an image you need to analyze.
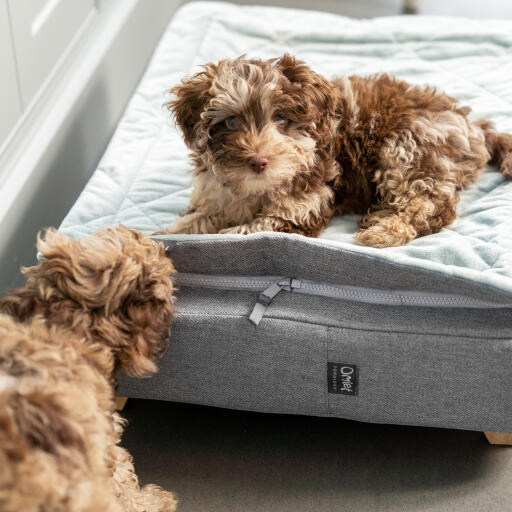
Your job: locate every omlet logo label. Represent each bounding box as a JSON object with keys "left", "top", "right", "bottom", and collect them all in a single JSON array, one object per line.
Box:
[{"left": 327, "top": 362, "right": 358, "bottom": 396}]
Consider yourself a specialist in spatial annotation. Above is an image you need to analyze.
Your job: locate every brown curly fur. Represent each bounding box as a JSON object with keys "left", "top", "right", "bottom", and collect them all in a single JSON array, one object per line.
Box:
[
  {"left": 156, "top": 54, "right": 512, "bottom": 247},
  {"left": 0, "top": 226, "right": 177, "bottom": 512}
]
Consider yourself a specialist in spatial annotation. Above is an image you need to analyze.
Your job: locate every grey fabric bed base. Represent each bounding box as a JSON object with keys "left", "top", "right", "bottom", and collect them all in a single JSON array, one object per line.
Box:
[{"left": 118, "top": 236, "right": 512, "bottom": 433}]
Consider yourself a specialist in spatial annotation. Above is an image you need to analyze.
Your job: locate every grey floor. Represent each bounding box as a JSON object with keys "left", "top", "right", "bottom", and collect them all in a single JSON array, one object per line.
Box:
[{"left": 123, "top": 399, "right": 512, "bottom": 512}]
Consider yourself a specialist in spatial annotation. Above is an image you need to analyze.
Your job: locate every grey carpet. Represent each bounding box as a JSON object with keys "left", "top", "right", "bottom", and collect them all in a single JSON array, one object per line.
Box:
[{"left": 122, "top": 399, "right": 512, "bottom": 512}]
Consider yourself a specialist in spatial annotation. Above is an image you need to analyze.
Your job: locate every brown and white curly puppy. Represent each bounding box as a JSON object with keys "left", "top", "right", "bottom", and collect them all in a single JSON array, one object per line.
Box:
[
  {"left": 157, "top": 54, "right": 512, "bottom": 247},
  {"left": 0, "top": 227, "right": 177, "bottom": 512}
]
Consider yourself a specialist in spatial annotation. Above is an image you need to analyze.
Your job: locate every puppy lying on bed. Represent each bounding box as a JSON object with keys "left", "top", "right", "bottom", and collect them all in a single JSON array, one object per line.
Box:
[
  {"left": 0, "top": 227, "right": 177, "bottom": 512},
  {"left": 157, "top": 54, "right": 512, "bottom": 247}
]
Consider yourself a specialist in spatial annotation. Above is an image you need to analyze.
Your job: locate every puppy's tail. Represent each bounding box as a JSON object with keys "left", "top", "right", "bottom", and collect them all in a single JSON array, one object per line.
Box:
[{"left": 477, "top": 120, "right": 512, "bottom": 178}]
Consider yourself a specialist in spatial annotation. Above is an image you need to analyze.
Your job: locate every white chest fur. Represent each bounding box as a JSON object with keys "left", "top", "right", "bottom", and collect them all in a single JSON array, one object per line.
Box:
[{"left": 190, "top": 171, "right": 263, "bottom": 226}]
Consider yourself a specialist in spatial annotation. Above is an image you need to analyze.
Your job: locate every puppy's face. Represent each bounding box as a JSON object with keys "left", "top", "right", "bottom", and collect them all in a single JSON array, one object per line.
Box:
[{"left": 168, "top": 55, "right": 338, "bottom": 195}]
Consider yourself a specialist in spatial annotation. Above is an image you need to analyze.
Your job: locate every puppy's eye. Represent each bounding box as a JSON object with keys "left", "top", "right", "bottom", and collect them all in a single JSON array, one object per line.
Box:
[
  {"left": 274, "top": 114, "right": 286, "bottom": 123},
  {"left": 225, "top": 116, "right": 239, "bottom": 130}
]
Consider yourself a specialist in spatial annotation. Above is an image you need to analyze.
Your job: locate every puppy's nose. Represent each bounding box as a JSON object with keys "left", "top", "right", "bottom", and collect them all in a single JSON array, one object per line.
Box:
[{"left": 249, "top": 156, "right": 269, "bottom": 174}]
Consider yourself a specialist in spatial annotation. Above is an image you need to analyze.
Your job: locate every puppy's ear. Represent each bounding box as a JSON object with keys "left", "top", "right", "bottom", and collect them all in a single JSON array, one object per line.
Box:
[
  {"left": 275, "top": 54, "right": 338, "bottom": 116},
  {"left": 81, "top": 228, "right": 176, "bottom": 378},
  {"left": 166, "top": 64, "right": 216, "bottom": 148},
  {"left": 112, "top": 296, "right": 174, "bottom": 378}
]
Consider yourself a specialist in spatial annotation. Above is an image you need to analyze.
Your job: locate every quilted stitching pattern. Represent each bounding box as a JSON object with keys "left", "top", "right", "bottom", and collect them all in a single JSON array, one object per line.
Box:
[{"left": 60, "top": 2, "right": 512, "bottom": 293}]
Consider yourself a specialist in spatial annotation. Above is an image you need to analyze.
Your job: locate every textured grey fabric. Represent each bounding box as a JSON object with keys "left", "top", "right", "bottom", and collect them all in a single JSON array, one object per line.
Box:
[
  {"left": 159, "top": 235, "right": 512, "bottom": 304},
  {"left": 119, "top": 288, "right": 512, "bottom": 432}
]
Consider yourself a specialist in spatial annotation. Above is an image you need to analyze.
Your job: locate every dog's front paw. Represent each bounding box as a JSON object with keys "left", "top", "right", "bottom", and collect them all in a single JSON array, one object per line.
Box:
[
  {"left": 152, "top": 225, "right": 186, "bottom": 235},
  {"left": 501, "top": 153, "right": 512, "bottom": 178},
  {"left": 219, "top": 224, "right": 251, "bottom": 235},
  {"left": 355, "top": 217, "right": 417, "bottom": 247}
]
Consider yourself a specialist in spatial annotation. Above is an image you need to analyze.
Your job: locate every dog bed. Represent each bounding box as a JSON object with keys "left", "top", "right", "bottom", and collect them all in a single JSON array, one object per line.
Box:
[{"left": 60, "top": 1, "right": 512, "bottom": 432}]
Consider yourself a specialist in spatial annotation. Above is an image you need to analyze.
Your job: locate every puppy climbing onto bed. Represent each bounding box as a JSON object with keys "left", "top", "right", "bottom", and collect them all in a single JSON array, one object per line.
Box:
[
  {"left": 157, "top": 54, "right": 512, "bottom": 247},
  {"left": 0, "top": 227, "right": 177, "bottom": 512}
]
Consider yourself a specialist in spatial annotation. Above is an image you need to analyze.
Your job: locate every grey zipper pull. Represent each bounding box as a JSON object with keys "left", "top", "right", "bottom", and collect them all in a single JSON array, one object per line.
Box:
[{"left": 249, "top": 278, "right": 299, "bottom": 326}]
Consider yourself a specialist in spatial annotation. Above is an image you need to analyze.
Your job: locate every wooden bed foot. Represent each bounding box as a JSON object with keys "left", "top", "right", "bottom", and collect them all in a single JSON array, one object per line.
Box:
[
  {"left": 115, "top": 396, "right": 128, "bottom": 411},
  {"left": 402, "top": 0, "right": 418, "bottom": 14},
  {"left": 484, "top": 432, "right": 512, "bottom": 445}
]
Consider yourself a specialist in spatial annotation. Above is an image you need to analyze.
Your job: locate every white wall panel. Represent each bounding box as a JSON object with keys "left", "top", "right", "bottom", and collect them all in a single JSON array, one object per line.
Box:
[
  {"left": 0, "top": 0, "right": 22, "bottom": 147},
  {"left": 7, "top": 0, "right": 95, "bottom": 107},
  {"left": 0, "top": 0, "right": 183, "bottom": 294}
]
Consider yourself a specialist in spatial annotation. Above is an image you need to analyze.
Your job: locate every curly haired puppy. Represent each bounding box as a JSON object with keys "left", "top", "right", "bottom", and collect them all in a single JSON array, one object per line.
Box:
[
  {"left": 157, "top": 54, "right": 512, "bottom": 247},
  {"left": 0, "top": 227, "right": 177, "bottom": 512}
]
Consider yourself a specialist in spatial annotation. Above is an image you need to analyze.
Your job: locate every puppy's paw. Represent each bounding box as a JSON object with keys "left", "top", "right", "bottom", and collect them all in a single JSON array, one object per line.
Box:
[
  {"left": 152, "top": 226, "right": 181, "bottom": 235},
  {"left": 219, "top": 224, "right": 252, "bottom": 235},
  {"left": 355, "top": 216, "right": 416, "bottom": 247},
  {"left": 500, "top": 153, "right": 512, "bottom": 178},
  {"left": 140, "top": 485, "right": 178, "bottom": 512}
]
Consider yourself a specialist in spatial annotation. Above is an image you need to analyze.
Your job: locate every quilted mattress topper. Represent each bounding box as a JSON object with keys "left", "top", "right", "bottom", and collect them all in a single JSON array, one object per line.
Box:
[{"left": 60, "top": 1, "right": 512, "bottom": 298}]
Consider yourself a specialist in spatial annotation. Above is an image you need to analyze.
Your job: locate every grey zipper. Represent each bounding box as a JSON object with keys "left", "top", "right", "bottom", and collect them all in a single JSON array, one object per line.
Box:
[{"left": 173, "top": 273, "right": 511, "bottom": 326}]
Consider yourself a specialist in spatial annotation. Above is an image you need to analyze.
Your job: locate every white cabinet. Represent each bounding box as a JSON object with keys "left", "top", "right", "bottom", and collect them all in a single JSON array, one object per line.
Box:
[
  {"left": 7, "top": 0, "right": 96, "bottom": 107},
  {"left": 0, "top": 0, "right": 22, "bottom": 146}
]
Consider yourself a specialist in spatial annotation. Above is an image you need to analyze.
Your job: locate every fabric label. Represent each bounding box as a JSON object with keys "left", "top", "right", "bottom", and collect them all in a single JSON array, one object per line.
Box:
[{"left": 327, "top": 362, "right": 358, "bottom": 396}]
